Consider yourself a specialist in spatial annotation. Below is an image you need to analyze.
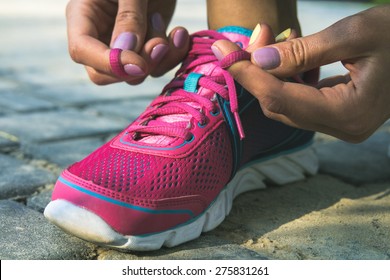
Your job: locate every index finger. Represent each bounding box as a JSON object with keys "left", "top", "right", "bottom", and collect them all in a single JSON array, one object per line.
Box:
[
  {"left": 66, "top": 0, "right": 148, "bottom": 78},
  {"left": 228, "top": 57, "right": 366, "bottom": 141},
  {"left": 213, "top": 40, "right": 360, "bottom": 137}
]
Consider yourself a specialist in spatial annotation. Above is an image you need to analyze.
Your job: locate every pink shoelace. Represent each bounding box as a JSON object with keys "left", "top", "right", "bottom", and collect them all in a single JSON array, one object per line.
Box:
[{"left": 127, "top": 30, "right": 249, "bottom": 142}]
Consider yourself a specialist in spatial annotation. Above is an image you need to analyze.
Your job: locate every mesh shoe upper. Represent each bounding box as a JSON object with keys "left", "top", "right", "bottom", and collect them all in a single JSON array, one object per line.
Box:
[{"left": 68, "top": 124, "right": 233, "bottom": 204}]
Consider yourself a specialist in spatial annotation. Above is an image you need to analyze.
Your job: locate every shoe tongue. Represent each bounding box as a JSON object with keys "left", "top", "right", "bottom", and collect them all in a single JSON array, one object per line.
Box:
[
  {"left": 186, "top": 26, "right": 252, "bottom": 80},
  {"left": 217, "top": 26, "right": 253, "bottom": 49},
  {"left": 184, "top": 26, "right": 252, "bottom": 94},
  {"left": 136, "top": 27, "right": 252, "bottom": 146}
]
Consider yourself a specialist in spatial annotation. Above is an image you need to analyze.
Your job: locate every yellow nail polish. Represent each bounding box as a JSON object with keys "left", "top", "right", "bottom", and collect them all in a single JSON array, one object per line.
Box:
[
  {"left": 249, "top": 24, "right": 261, "bottom": 45},
  {"left": 275, "top": 28, "right": 292, "bottom": 42}
]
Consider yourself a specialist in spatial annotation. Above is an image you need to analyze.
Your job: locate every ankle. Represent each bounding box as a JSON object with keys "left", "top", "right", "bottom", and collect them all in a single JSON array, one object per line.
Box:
[{"left": 207, "top": 0, "right": 300, "bottom": 35}]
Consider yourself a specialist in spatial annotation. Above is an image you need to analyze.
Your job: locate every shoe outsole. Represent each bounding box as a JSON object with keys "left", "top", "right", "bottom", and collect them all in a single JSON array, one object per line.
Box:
[{"left": 44, "top": 146, "right": 318, "bottom": 251}]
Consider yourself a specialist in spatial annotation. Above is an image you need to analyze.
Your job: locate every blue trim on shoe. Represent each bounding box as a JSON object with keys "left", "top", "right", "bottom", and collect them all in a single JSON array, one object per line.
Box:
[
  {"left": 58, "top": 176, "right": 194, "bottom": 217},
  {"left": 216, "top": 95, "right": 241, "bottom": 176},
  {"left": 217, "top": 26, "right": 253, "bottom": 37}
]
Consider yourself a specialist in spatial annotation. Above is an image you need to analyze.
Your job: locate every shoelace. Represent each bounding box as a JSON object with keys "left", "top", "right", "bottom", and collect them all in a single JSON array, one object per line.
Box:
[{"left": 127, "top": 30, "right": 248, "bottom": 141}]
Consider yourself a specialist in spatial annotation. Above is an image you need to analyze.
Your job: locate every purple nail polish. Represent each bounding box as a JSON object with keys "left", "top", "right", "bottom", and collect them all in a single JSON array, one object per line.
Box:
[
  {"left": 113, "top": 32, "right": 137, "bottom": 50},
  {"left": 252, "top": 47, "right": 281, "bottom": 70},
  {"left": 150, "top": 44, "right": 169, "bottom": 62},
  {"left": 173, "top": 29, "right": 187, "bottom": 48},
  {"left": 123, "top": 64, "right": 145, "bottom": 76},
  {"left": 211, "top": 46, "right": 223, "bottom": 61},
  {"left": 151, "top": 13, "right": 165, "bottom": 32}
]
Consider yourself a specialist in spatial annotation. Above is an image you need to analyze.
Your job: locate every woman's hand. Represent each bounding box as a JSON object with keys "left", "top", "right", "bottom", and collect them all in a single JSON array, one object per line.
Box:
[
  {"left": 213, "top": 5, "right": 390, "bottom": 142},
  {"left": 66, "top": 0, "right": 190, "bottom": 85}
]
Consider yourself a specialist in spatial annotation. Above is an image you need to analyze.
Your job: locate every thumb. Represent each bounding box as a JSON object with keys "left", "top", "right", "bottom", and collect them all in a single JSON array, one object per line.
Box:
[
  {"left": 252, "top": 17, "right": 362, "bottom": 77},
  {"left": 212, "top": 39, "right": 285, "bottom": 108}
]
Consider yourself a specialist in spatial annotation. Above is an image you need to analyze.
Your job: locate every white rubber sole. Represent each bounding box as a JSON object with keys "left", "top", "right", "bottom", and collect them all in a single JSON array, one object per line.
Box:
[{"left": 44, "top": 146, "right": 318, "bottom": 251}]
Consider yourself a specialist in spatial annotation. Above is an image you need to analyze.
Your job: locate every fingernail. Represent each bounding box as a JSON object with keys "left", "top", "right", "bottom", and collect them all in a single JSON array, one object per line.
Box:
[
  {"left": 173, "top": 29, "right": 187, "bottom": 48},
  {"left": 151, "top": 13, "right": 165, "bottom": 32},
  {"left": 113, "top": 32, "right": 137, "bottom": 50},
  {"left": 123, "top": 64, "right": 145, "bottom": 76},
  {"left": 252, "top": 47, "right": 281, "bottom": 70},
  {"left": 150, "top": 44, "right": 169, "bottom": 62},
  {"left": 275, "top": 28, "right": 292, "bottom": 43},
  {"left": 249, "top": 24, "right": 261, "bottom": 46},
  {"left": 211, "top": 45, "right": 223, "bottom": 61}
]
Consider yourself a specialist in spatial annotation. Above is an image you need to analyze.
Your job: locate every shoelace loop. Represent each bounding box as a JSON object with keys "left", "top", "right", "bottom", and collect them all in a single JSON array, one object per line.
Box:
[{"left": 127, "top": 30, "right": 249, "bottom": 141}]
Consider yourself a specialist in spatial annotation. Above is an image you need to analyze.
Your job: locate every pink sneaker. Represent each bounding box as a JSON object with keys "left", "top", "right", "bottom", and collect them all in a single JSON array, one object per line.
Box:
[{"left": 44, "top": 27, "right": 318, "bottom": 251}]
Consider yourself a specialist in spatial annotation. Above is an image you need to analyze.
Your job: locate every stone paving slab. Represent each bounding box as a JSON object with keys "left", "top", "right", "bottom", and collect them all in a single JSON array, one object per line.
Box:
[
  {"left": 0, "top": 15, "right": 69, "bottom": 87},
  {"left": 26, "top": 189, "right": 53, "bottom": 213},
  {"left": 245, "top": 183, "right": 390, "bottom": 259},
  {"left": 0, "top": 200, "right": 97, "bottom": 260},
  {"left": 0, "top": 90, "right": 56, "bottom": 113},
  {"left": 31, "top": 79, "right": 166, "bottom": 107},
  {"left": 210, "top": 175, "right": 390, "bottom": 260},
  {"left": 25, "top": 137, "right": 105, "bottom": 169},
  {"left": 0, "top": 132, "right": 19, "bottom": 152},
  {"left": 0, "top": 154, "right": 55, "bottom": 199},
  {"left": 99, "top": 235, "right": 268, "bottom": 260},
  {"left": 86, "top": 98, "right": 153, "bottom": 122},
  {"left": 0, "top": 109, "right": 127, "bottom": 143},
  {"left": 31, "top": 84, "right": 135, "bottom": 106},
  {"left": 314, "top": 131, "right": 390, "bottom": 185},
  {"left": 0, "top": 78, "right": 19, "bottom": 95}
]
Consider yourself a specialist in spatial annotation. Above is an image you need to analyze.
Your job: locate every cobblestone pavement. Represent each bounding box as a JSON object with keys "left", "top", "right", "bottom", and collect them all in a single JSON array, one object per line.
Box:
[{"left": 1, "top": 0, "right": 389, "bottom": 260}]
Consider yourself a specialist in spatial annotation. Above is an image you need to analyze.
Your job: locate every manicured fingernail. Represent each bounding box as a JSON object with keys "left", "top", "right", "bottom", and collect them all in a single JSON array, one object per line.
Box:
[
  {"left": 252, "top": 47, "right": 281, "bottom": 70},
  {"left": 211, "top": 45, "right": 223, "bottom": 61},
  {"left": 151, "top": 13, "right": 165, "bottom": 32},
  {"left": 173, "top": 29, "right": 187, "bottom": 48},
  {"left": 113, "top": 32, "right": 137, "bottom": 50},
  {"left": 249, "top": 24, "right": 261, "bottom": 46},
  {"left": 150, "top": 44, "right": 169, "bottom": 62},
  {"left": 275, "top": 28, "right": 292, "bottom": 42},
  {"left": 123, "top": 64, "right": 145, "bottom": 76}
]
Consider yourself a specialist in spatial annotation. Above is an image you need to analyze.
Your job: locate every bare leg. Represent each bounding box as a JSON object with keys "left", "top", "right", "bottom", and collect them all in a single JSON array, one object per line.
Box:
[{"left": 206, "top": 0, "right": 300, "bottom": 35}]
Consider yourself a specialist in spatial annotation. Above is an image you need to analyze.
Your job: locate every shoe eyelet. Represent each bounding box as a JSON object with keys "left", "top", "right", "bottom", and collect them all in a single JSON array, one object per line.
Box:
[
  {"left": 186, "top": 133, "right": 195, "bottom": 143},
  {"left": 197, "top": 122, "right": 206, "bottom": 128},
  {"left": 197, "top": 118, "right": 208, "bottom": 128},
  {"left": 235, "top": 41, "right": 243, "bottom": 48},
  {"left": 210, "top": 108, "right": 220, "bottom": 116},
  {"left": 130, "top": 132, "right": 139, "bottom": 140},
  {"left": 186, "top": 121, "right": 193, "bottom": 129}
]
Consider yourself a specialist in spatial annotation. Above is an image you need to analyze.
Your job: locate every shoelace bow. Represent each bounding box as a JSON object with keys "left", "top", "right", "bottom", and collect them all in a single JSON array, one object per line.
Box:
[{"left": 127, "top": 30, "right": 246, "bottom": 141}]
